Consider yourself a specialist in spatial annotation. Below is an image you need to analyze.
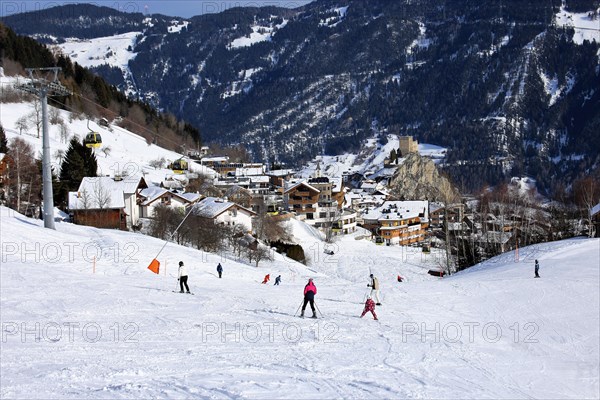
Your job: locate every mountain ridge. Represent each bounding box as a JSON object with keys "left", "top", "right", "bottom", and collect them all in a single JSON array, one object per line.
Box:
[{"left": 2, "top": 0, "right": 599, "bottom": 193}]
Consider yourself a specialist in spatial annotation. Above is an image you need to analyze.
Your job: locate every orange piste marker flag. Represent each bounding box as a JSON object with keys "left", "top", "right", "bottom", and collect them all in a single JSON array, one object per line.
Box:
[{"left": 148, "top": 259, "right": 160, "bottom": 274}]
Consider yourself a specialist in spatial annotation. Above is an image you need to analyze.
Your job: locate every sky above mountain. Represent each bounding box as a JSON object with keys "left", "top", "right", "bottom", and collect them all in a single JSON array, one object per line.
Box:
[{"left": 1, "top": 0, "right": 314, "bottom": 18}]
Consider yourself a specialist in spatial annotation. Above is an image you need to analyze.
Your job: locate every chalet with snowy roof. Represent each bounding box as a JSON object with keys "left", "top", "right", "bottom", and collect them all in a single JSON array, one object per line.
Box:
[
  {"left": 362, "top": 201, "right": 429, "bottom": 246},
  {"left": 138, "top": 187, "right": 202, "bottom": 218},
  {"left": 283, "top": 180, "right": 321, "bottom": 218},
  {"left": 68, "top": 176, "right": 148, "bottom": 230},
  {"left": 189, "top": 197, "right": 256, "bottom": 231}
]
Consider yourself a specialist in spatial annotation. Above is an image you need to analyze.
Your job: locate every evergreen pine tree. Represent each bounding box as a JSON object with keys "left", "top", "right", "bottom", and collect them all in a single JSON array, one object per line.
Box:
[
  {"left": 56, "top": 137, "right": 98, "bottom": 207},
  {"left": 390, "top": 148, "right": 397, "bottom": 164}
]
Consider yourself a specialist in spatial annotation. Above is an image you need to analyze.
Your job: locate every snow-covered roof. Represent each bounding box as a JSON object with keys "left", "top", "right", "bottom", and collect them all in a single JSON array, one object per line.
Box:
[
  {"left": 191, "top": 197, "right": 256, "bottom": 219},
  {"left": 266, "top": 169, "right": 295, "bottom": 177},
  {"left": 225, "top": 185, "right": 252, "bottom": 197},
  {"left": 68, "top": 189, "right": 125, "bottom": 210},
  {"left": 138, "top": 186, "right": 201, "bottom": 206},
  {"left": 284, "top": 180, "right": 320, "bottom": 194},
  {"left": 202, "top": 156, "right": 229, "bottom": 163},
  {"left": 592, "top": 203, "right": 600, "bottom": 217},
  {"left": 139, "top": 187, "right": 168, "bottom": 205},
  {"left": 236, "top": 167, "right": 265, "bottom": 177},
  {"left": 68, "top": 176, "right": 146, "bottom": 210},
  {"left": 361, "top": 181, "right": 377, "bottom": 189},
  {"left": 362, "top": 200, "right": 429, "bottom": 222},
  {"left": 250, "top": 176, "right": 270, "bottom": 184},
  {"left": 179, "top": 192, "right": 202, "bottom": 203},
  {"left": 430, "top": 202, "right": 444, "bottom": 213},
  {"left": 79, "top": 176, "right": 145, "bottom": 195},
  {"left": 191, "top": 197, "right": 234, "bottom": 218}
]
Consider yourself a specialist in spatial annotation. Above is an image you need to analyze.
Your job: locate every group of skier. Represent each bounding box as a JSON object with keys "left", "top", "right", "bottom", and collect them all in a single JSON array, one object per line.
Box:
[{"left": 176, "top": 259, "right": 543, "bottom": 319}]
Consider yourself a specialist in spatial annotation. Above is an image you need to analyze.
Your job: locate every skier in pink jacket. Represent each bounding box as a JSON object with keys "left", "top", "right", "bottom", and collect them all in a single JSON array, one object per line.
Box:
[{"left": 301, "top": 278, "right": 317, "bottom": 318}]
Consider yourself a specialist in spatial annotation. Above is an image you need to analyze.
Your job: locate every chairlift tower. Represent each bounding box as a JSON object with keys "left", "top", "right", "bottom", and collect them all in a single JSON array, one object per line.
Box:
[{"left": 16, "top": 68, "right": 72, "bottom": 229}]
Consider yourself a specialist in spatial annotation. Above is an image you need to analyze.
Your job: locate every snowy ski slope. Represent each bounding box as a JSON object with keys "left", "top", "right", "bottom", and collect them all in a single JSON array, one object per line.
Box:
[{"left": 1, "top": 206, "right": 598, "bottom": 399}]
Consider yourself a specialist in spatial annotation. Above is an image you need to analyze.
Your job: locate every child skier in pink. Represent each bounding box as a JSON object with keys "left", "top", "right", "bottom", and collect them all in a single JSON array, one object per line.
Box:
[{"left": 360, "top": 297, "right": 378, "bottom": 320}]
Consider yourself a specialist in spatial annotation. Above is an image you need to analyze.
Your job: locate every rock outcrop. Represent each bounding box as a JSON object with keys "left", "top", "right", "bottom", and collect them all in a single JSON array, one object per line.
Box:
[{"left": 389, "top": 153, "right": 460, "bottom": 202}]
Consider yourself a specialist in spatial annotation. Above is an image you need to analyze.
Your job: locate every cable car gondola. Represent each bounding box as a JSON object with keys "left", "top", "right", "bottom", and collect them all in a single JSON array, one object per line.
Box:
[
  {"left": 170, "top": 158, "right": 188, "bottom": 174},
  {"left": 84, "top": 132, "right": 102, "bottom": 148},
  {"left": 83, "top": 120, "right": 102, "bottom": 148}
]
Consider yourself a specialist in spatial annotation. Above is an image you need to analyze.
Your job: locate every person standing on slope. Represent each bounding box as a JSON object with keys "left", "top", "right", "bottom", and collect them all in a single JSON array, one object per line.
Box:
[
  {"left": 178, "top": 261, "right": 190, "bottom": 293},
  {"left": 301, "top": 278, "right": 317, "bottom": 318},
  {"left": 534, "top": 259, "right": 540, "bottom": 278},
  {"left": 217, "top": 263, "right": 223, "bottom": 278},
  {"left": 360, "top": 296, "right": 378, "bottom": 320},
  {"left": 262, "top": 274, "right": 270, "bottom": 284},
  {"left": 274, "top": 275, "right": 282, "bottom": 285},
  {"left": 367, "top": 273, "right": 381, "bottom": 305}
]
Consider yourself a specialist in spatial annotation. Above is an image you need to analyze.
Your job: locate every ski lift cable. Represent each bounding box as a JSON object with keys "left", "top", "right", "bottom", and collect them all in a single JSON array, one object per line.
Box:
[
  {"left": 0, "top": 79, "right": 195, "bottom": 162},
  {"left": 66, "top": 92, "right": 195, "bottom": 158}
]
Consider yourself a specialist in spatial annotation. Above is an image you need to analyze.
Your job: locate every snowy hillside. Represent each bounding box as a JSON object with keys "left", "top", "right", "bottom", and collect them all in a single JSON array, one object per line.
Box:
[
  {"left": 1, "top": 205, "right": 598, "bottom": 398},
  {"left": 0, "top": 75, "right": 217, "bottom": 187}
]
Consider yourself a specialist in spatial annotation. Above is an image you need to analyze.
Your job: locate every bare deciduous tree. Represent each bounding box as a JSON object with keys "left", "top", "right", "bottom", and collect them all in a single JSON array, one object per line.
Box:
[
  {"left": 6, "top": 137, "right": 39, "bottom": 213},
  {"left": 59, "top": 122, "right": 70, "bottom": 143},
  {"left": 15, "top": 116, "right": 29, "bottom": 136},
  {"left": 149, "top": 157, "right": 166, "bottom": 169},
  {"left": 574, "top": 176, "right": 600, "bottom": 238},
  {"left": 49, "top": 107, "right": 63, "bottom": 125},
  {"left": 28, "top": 99, "right": 43, "bottom": 138},
  {"left": 245, "top": 243, "right": 273, "bottom": 267}
]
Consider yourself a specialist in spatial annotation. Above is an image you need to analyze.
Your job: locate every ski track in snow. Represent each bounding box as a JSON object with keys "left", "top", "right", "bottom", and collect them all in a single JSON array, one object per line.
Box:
[{"left": 0, "top": 207, "right": 599, "bottom": 398}]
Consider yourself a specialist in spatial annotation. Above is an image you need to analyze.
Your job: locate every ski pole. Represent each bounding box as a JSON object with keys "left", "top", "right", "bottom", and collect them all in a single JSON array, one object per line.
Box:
[
  {"left": 314, "top": 301, "right": 324, "bottom": 318},
  {"left": 294, "top": 300, "right": 304, "bottom": 317}
]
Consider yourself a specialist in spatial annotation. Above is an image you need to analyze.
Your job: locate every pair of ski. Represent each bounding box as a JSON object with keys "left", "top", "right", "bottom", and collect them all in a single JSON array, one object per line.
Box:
[
  {"left": 172, "top": 291, "right": 195, "bottom": 295},
  {"left": 299, "top": 315, "right": 318, "bottom": 319}
]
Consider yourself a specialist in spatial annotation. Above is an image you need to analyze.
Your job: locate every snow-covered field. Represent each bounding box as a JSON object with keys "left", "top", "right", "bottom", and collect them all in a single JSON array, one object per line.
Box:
[
  {"left": 555, "top": 5, "right": 600, "bottom": 45},
  {"left": 1, "top": 206, "right": 598, "bottom": 399}
]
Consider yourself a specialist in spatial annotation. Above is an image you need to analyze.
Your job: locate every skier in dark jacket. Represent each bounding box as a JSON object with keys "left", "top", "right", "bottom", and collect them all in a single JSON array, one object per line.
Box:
[
  {"left": 301, "top": 278, "right": 317, "bottom": 318},
  {"left": 217, "top": 263, "right": 223, "bottom": 278},
  {"left": 534, "top": 260, "right": 540, "bottom": 278},
  {"left": 274, "top": 275, "right": 281, "bottom": 285}
]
